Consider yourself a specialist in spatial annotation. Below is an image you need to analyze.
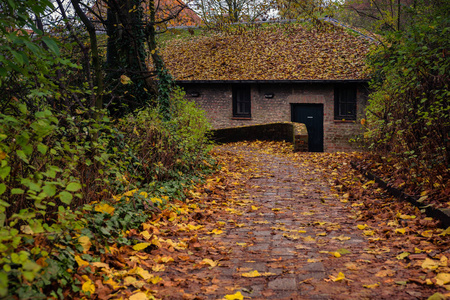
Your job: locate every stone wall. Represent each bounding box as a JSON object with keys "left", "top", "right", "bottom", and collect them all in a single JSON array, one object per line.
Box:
[
  {"left": 210, "top": 122, "right": 308, "bottom": 152},
  {"left": 180, "top": 82, "right": 367, "bottom": 152}
]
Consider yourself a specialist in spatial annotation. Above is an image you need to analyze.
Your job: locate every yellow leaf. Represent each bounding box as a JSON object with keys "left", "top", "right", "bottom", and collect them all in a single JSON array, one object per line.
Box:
[
  {"left": 363, "top": 282, "right": 380, "bottom": 288},
  {"left": 94, "top": 203, "right": 115, "bottom": 215},
  {"left": 251, "top": 206, "right": 259, "bottom": 210},
  {"left": 0, "top": 150, "right": 7, "bottom": 160},
  {"left": 91, "top": 262, "right": 109, "bottom": 269},
  {"left": 436, "top": 273, "right": 450, "bottom": 286},
  {"left": 331, "top": 252, "right": 341, "bottom": 258},
  {"left": 149, "top": 275, "right": 162, "bottom": 284},
  {"left": 120, "top": 74, "right": 131, "bottom": 85},
  {"left": 438, "top": 227, "right": 450, "bottom": 236},
  {"left": 357, "top": 224, "right": 368, "bottom": 230},
  {"left": 308, "top": 258, "right": 320, "bottom": 263},
  {"left": 395, "top": 228, "right": 406, "bottom": 234},
  {"left": 241, "top": 270, "right": 261, "bottom": 277},
  {"left": 303, "top": 236, "right": 315, "bottom": 242},
  {"left": 152, "top": 264, "right": 165, "bottom": 272},
  {"left": 422, "top": 258, "right": 440, "bottom": 270},
  {"left": 129, "top": 292, "right": 148, "bottom": 300},
  {"left": 421, "top": 230, "right": 434, "bottom": 238},
  {"left": 202, "top": 258, "right": 218, "bottom": 267},
  {"left": 236, "top": 242, "right": 247, "bottom": 247},
  {"left": 333, "top": 235, "right": 351, "bottom": 241},
  {"left": 208, "top": 229, "right": 223, "bottom": 235},
  {"left": 375, "top": 269, "right": 395, "bottom": 277},
  {"left": 140, "top": 230, "right": 152, "bottom": 240},
  {"left": 81, "top": 277, "right": 95, "bottom": 294},
  {"left": 133, "top": 243, "right": 151, "bottom": 251},
  {"left": 154, "top": 256, "right": 174, "bottom": 264},
  {"left": 75, "top": 255, "right": 89, "bottom": 267},
  {"left": 133, "top": 267, "right": 152, "bottom": 280},
  {"left": 363, "top": 230, "right": 375, "bottom": 236},
  {"left": 78, "top": 236, "right": 91, "bottom": 253},
  {"left": 103, "top": 278, "right": 121, "bottom": 289},
  {"left": 332, "top": 272, "right": 345, "bottom": 282},
  {"left": 398, "top": 214, "right": 416, "bottom": 220},
  {"left": 440, "top": 256, "right": 448, "bottom": 267},
  {"left": 150, "top": 197, "right": 162, "bottom": 204},
  {"left": 123, "top": 276, "right": 137, "bottom": 286},
  {"left": 396, "top": 252, "right": 410, "bottom": 260},
  {"left": 224, "top": 291, "right": 244, "bottom": 300}
]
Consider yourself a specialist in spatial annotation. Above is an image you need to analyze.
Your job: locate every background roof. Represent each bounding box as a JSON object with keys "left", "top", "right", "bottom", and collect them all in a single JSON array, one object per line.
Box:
[{"left": 159, "top": 23, "right": 373, "bottom": 81}]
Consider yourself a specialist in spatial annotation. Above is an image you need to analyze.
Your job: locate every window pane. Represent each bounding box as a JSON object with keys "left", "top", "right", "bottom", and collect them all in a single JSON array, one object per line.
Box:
[
  {"left": 335, "top": 86, "right": 356, "bottom": 120},
  {"left": 233, "top": 85, "right": 251, "bottom": 117}
]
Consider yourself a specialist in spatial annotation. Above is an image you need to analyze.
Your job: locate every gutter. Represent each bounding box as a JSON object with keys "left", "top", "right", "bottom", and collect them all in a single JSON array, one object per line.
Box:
[{"left": 175, "top": 79, "right": 370, "bottom": 84}]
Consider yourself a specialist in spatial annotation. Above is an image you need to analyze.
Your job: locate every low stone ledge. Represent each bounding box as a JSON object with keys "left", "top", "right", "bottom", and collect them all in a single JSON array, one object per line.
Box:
[{"left": 210, "top": 122, "right": 308, "bottom": 152}]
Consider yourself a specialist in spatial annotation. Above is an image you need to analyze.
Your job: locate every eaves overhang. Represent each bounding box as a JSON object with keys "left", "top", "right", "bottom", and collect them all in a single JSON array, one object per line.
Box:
[{"left": 175, "top": 79, "right": 370, "bottom": 84}]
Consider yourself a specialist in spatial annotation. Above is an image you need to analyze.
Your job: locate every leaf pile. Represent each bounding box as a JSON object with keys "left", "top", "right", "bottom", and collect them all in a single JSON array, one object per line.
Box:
[
  {"left": 353, "top": 153, "right": 450, "bottom": 209},
  {"left": 159, "top": 23, "right": 372, "bottom": 80}
]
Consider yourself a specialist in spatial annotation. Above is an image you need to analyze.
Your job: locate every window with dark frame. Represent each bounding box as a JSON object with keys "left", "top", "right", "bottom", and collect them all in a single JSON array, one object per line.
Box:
[
  {"left": 334, "top": 85, "right": 357, "bottom": 120},
  {"left": 233, "top": 85, "right": 251, "bottom": 118}
]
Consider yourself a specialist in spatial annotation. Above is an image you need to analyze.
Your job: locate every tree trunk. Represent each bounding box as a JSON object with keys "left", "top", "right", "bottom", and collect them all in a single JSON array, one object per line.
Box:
[{"left": 71, "top": 0, "right": 104, "bottom": 112}]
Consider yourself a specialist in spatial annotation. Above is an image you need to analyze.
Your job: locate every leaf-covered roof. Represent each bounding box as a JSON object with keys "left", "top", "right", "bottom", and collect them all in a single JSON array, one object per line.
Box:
[{"left": 159, "top": 23, "right": 372, "bottom": 81}]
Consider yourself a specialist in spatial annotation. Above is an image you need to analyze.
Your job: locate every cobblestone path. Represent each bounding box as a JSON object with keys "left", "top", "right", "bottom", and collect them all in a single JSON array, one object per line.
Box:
[
  {"left": 202, "top": 144, "right": 375, "bottom": 300},
  {"left": 151, "top": 143, "right": 444, "bottom": 299}
]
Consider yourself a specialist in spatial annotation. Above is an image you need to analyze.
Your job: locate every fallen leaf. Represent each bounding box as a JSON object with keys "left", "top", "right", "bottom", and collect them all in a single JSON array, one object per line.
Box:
[
  {"left": 395, "top": 228, "right": 406, "bottom": 234},
  {"left": 364, "top": 230, "right": 376, "bottom": 236},
  {"left": 357, "top": 224, "right": 368, "bottom": 230},
  {"left": 427, "top": 292, "right": 446, "bottom": 300},
  {"left": 78, "top": 236, "right": 92, "bottom": 253},
  {"left": 363, "top": 282, "right": 380, "bottom": 288},
  {"left": 129, "top": 292, "right": 148, "bottom": 300},
  {"left": 422, "top": 258, "right": 440, "bottom": 270},
  {"left": 331, "top": 252, "right": 341, "bottom": 258},
  {"left": 396, "top": 252, "right": 410, "bottom": 260},
  {"left": 202, "top": 258, "right": 219, "bottom": 267},
  {"left": 241, "top": 270, "right": 262, "bottom": 277},
  {"left": 75, "top": 255, "right": 89, "bottom": 267},
  {"left": 331, "top": 272, "right": 345, "bottom": 282},
  {"left": 225, "top": 292, "right": 244, "bottom": 300},
  {"left": 81, "top": 276, "right": 95, "bottom": 294},
  {"left": 332, "top": 235, "right": 351, "bottom": 241},
  {"left": 224, "top": 291, "right": 244, "bottom": 300},
  {"left": 133, "top": 243, "right": 151, "bottom": 251},
  {"left": 95, "top": 203, "right": 115, "bottom": 215},
  {"left": 435, "top": 273, "right": 450, "bottom": 286}
]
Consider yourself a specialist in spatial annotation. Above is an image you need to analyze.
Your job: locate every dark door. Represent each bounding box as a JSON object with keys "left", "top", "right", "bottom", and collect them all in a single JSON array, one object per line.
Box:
[{"left": 291, "top": 104, "right": 324, "bottom": 152}]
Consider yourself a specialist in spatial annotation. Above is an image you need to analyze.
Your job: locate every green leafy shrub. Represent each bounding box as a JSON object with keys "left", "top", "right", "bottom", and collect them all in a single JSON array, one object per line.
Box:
[
  {"left": 364, "top": 13, "right": 450, "bottom": 180},
  {"left": 119, "top": 87, "right": 213, "bottom": 185}
]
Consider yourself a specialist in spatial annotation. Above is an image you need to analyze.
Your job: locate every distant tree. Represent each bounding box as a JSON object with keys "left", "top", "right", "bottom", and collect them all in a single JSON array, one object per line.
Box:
[
  {"left": 277, "top": 0, "right": 338, "bottom": 21},
  {"left": 65, "top": 0, "right": 199, "bottom": 117},
  {"left": 337, "top": 0, "right": 442, "bottom": 32},
  {"left": 363, "top": 0, "right": 450, "bottom": 176},
  {"left": 193, "top": 0, "right": 276, "bottom": 27}
]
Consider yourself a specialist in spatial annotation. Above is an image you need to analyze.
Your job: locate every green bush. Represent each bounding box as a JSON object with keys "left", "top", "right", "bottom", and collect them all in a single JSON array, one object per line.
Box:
[
  {"left": 364, "top": 13, "right": 450, "bottom": 176},
  {"left": 119, "top": 87, "right": 213, "bottom": 185}
]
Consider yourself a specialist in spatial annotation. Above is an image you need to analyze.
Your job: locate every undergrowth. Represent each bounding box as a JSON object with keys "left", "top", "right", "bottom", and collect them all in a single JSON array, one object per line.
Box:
[{"left": 0, "top": 88, "right": 214, "bottom": 298}]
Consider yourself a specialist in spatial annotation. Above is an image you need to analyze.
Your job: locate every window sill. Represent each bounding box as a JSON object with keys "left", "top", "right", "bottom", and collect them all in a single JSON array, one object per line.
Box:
[
  {"left": 334, "top": 119, "right": 356, "bottom": 123},
  {"left": 232, "top": 117, "right": 252, "bottom": 120}
]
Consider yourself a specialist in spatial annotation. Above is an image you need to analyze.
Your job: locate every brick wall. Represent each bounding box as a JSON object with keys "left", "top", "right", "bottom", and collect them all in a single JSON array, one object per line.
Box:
[{"left": 180, "top": 82, "right": 367, "bottom": 152}]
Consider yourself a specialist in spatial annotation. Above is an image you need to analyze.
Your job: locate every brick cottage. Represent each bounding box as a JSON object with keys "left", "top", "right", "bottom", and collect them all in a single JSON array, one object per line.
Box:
[{"left": 159, "top": 22, "right": 373, "bottom": 152}]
